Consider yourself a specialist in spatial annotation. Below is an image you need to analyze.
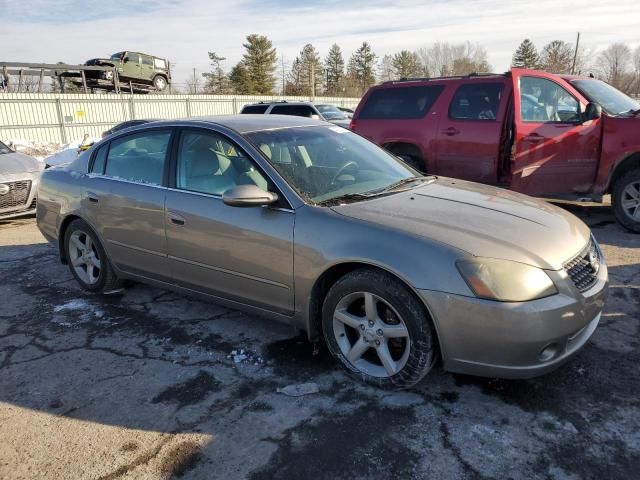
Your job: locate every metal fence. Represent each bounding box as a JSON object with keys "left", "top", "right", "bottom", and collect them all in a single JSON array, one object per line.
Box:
[{"left": 0, "top": 93, "right": 362, "bottom": 144}]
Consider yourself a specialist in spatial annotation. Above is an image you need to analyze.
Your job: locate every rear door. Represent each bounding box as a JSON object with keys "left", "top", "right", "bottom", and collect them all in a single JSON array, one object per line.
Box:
[
  {"left": 164, "top": 127, "right": 295, "bottom": 314},
  {"left": 140, "top": 54, "right": 155, "bottom": 81},
  {"left": 433, "top": 80, "right": 508, "bottom": 184},
  {"left": 92, "top": 128, "right": 173, "bottom": 281},
  {"left": 510, "top": 69, "right": 602, "bottom": 195}
]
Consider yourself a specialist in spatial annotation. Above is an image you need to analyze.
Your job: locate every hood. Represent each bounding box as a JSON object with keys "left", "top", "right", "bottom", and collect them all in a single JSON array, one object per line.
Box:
[
  {"left": 331, "top": 178, "right": 591, "bottom": 270},
  {"left": 328, "top": 119, "right": 351, "bottom": 128},
  {"left": 0, "top": 152, "right": 43, "bottom": 176}
]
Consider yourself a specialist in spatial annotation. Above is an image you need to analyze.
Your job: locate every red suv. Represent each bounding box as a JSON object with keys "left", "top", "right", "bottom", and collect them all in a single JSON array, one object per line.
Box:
[{"left": 351, "top": 68, "right": 640, "bottom": 231}]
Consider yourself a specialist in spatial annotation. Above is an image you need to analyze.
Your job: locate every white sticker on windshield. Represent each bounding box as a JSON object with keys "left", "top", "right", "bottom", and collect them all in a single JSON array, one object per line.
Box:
[{"left": 328, "top": 126, "right": 348, "bottom": 134}]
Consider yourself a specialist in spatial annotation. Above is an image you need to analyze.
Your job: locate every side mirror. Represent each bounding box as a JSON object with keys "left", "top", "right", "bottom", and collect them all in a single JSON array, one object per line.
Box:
[
  {"left": 222, "top": 184, "right": 278, "bottom": 207},
  {"left": 583, "top": 102, "right": 602, "bottom": 122},
  {"left": 123, "top": 57, "right": 129, "bottom": 63},
  {"left": 310, "top": 114, "right": 321, "bottom": 120}
]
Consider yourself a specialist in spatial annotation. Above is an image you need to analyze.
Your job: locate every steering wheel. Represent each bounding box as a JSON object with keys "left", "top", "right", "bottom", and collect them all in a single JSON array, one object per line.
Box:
[{"left": 331, "top": 161, "right": 358, "bottom": 185}]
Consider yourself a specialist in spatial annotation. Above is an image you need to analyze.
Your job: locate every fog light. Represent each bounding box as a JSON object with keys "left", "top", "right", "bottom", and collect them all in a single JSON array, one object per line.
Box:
[{"left": 539, "top": 344, "right": 558, "bottom": 362}]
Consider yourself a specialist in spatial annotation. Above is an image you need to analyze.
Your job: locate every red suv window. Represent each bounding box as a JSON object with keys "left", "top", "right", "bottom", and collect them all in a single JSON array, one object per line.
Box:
[
  {"left": 448, "top": 83, "right": 503, "bottom": 121},
  {"left": 359, "top": 85, "right": 445, "bottom": 119}
]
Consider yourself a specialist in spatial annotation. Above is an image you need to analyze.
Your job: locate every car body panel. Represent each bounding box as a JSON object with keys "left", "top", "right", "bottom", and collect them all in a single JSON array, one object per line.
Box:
[
  {"left": 36, "top": 116, "right": 608, "bottom": 380},
  {"left": 0, "top": 150, "right": 42, "bottom": 220}
]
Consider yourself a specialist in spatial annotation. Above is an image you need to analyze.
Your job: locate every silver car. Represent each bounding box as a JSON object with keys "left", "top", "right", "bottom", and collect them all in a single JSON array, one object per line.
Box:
[
  {"left": 36, "top": 116, "right": 608, "bottom": 388},
  {"left": 0, "top": 141, "right": 43, "bottom": 220}
]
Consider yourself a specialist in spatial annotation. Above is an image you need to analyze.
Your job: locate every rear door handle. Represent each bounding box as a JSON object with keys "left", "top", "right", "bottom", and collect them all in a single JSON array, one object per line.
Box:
[
  {"left": 86, "top": 191, "right": 99, "bottom": 203},
  {"left": 167, "top": 211, "right": 185, "bottom": 226},
  {"left": 524, "top": 133, "right": 545, "bottom": 143},
  {"left": 441, "top": 127, "right": 460, "bottom": 136}
]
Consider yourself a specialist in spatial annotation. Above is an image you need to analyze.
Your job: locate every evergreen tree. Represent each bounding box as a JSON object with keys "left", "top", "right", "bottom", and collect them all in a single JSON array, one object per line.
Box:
[
  {"left": 229, "top": 62, "right": 251, "bottom": 94},
  {"left": 202, "top": 52, "right": 231, "bottom": 94},
  {"left": 348, "top": 42, "right": 377, "bottom": 94},
  {"left": 241, "top": 34, "right": 277, "bottom": 94},
  {"left": 539, "top": 40, "right": 574, "bottom": 74},
  {"left": 324, "top": 44, "right": 345, "bottom": 95},
  {"left": 298, "top": 44, "right": 323, "bottom": 96},
  {"left": 392, "top": 50, "right": 422, "bottom": 79},
  {"left": 512, "top": 39, "right": 540, "bottom": 69}
]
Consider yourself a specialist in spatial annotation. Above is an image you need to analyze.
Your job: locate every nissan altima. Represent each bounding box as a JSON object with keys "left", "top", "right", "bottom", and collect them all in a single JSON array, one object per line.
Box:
[{"left": 36, "top": 115, "right": 608, "bottom": 388}]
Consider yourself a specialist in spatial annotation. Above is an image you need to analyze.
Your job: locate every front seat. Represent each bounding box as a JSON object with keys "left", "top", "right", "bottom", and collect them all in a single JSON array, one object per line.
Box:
[{"left": 183, "top": 145, "right": 237, "bottom": 195}]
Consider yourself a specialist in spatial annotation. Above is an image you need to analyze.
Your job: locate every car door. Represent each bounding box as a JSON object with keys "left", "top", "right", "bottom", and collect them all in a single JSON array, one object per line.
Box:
[
  {"left": 122, "top": 52, "right": 142, "bottom": 80},
  {"left": 90, "top": 128, "right": 173, "bottom": 281},
  {"left": 510, "top": 69, "right": 602, "bottom": 196},
  {"left": 140, "top": 54, "right": 155, "bottom": 82},
  {"left": 433, "top": 80, "right": 508, "bottom": 184},
  {"left": 165, "top": 127, "right": 295, "bottom": 315}
]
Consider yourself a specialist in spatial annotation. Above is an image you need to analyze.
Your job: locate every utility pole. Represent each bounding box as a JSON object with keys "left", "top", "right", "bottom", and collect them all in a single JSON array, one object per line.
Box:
[
  {"left": 571, "top": 32, "right": 581, "bottom": 75},
  {"left": 281, "top": 56, "right": 286, "bottom": 95},
  {"left": 192, "top": 68, "right": 197, "bottom": 94}
]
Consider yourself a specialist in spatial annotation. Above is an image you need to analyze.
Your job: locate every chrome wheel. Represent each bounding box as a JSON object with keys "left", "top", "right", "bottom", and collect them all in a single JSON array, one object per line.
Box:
[
  {"left": 622, "top": 181, "right": 640, "bottom": 220},
  {"left": 332, "top": 291, "right": 411, "bottom": 378},
  {"left": 68, "top": 231, "right": 101, "bottom": 285},
  {"left": 153, "top": 76, "right": 167, "bottom": 91}
]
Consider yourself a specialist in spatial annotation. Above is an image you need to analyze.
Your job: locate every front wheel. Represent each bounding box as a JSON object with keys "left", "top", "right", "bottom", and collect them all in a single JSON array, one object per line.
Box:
[
  {"left": 612, "top": 168, "right": 640, "bottom": 233},
  {"left": 64, "top": 219, "right": 122, "bottom": 292},
  {"left": 322, "top": 268, "right": 437, "bottom": 389}
]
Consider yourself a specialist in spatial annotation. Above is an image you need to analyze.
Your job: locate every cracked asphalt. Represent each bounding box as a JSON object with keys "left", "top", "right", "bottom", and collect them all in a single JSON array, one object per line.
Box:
[{"left": 0, "top": 202, "right": 638, "bottom": 480}]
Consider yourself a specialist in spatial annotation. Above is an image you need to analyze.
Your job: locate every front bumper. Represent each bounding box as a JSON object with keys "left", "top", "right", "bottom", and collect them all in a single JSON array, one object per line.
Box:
[
  {"left": 0, "top": 174, "right": 39, "bottom": 221},
  {"left": 419, "top": 261, "right": 608, "bottom": 379}
]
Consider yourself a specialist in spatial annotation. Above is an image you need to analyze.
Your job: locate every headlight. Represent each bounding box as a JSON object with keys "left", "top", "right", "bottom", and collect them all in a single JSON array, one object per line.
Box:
[{"left": 456, "top": 258, "right": 557, "bottom": 302}]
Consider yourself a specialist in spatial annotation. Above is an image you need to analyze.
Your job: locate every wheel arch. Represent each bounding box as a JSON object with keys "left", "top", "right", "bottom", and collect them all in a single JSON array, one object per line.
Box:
[
  {"left": 382, "top": 142, "right": 426, "bottom": 171},
  {"left": 306, "top": 261, "right": 443, "bottom": 357},
  {"left": 608, "top": 152, "right": 640, "bottom": 194}
]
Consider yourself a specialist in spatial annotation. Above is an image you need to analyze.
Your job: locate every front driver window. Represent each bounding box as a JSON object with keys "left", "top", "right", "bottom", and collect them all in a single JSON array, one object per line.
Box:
[
  {"left": 520, "top": 76, "right": 580, "bottom": 123},
  {"left": 176, "top": 130, "right": 268, "bottom": 196}
]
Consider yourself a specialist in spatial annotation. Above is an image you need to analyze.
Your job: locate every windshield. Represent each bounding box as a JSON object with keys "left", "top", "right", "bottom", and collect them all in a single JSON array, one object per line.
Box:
[
  {"left": 571, "top": 79, "right": 640, "bottom": 116},
  {"left": 0, "top": 141, "right": 11, "bottom": 154},
  {"left": 245, "top": 126, "right": 419, "bottom": 204},
  {"left": 110, "top": 52, "right": 124, "bottom": 60},
  {"left": 315, "top": 104, "right": 348, "bottom": 120}
]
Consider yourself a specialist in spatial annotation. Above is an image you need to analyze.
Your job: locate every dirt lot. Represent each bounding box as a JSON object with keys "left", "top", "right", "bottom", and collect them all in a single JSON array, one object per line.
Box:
[{"left": 0, "top": 203, "right": 638, "bottom": 480}]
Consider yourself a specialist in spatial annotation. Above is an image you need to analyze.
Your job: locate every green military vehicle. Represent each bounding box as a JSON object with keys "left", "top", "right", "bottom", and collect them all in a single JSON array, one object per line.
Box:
[{"left": 84, "top": 51, "right": 171, "bottom": 91}]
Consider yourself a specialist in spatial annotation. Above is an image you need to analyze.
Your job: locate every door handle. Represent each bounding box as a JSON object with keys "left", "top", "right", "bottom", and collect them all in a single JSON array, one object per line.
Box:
[
  {"left": 441, "top": 127, "right": 460, "bottom": 136},
  {"left": 524, "top": 133, "right": 545, "bottom": 143},
  {"left": 86, "top": 191, "right": 99, "bottom": 203},
  {"left": 167, "top": 211, "right": 185, "bottom": 226}
]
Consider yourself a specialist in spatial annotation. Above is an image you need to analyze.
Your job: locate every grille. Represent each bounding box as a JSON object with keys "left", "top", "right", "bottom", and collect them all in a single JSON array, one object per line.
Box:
[
  {"left": 0, "top": 180, "right": 32, "bottom": 210},
  {"left": 563, "top": 239, "right": 600, "bottom": 292}
]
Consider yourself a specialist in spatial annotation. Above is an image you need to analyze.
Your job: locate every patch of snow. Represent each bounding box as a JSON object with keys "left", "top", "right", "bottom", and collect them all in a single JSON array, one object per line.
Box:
[{"left": 54, "top": 299, "right": 91, "bottom": 313}]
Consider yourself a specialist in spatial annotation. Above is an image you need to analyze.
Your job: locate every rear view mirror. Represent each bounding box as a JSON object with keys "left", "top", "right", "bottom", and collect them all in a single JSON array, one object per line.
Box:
[
  {"left": 222, "top": 185, "right": 278, "bottom": 207},
  {"left": 583, "top": 102, "right": 602, "bottom": 122}
]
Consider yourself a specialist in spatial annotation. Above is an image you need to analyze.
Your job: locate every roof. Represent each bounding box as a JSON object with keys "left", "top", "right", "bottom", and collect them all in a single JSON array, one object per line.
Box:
[
  {"left": 171, "top": 114, "right": 328, "bottom": 134},
  {"left": 381, "top": 72, "right": 505, "bottom": 85}
]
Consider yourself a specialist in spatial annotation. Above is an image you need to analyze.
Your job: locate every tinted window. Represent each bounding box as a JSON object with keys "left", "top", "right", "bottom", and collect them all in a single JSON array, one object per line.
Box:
[
  {"left": 519, "top": 77, "right": 580, "bottom": 123},
  {"left": 90, "top": 144, "right": 108, "bottom": 174},
  {"left": 154, "top": 58, "right": 167, "bottom": 70},
  {"left": 572, "top": 78, "right": 640, "bottom": 116},
  {"left": 241, "top": 105, "right": 269, "bottom": 114},
  {"left": 449, "top": 83, "right": 503, "bottom": 120},
  {"left": 270, "top": 105, "right": 315, "bottom": 117},
  {"left": 0, "top": 141, "right": 11, "bottom": 154},
  {"left": 359, "top": 85, "right": 444, "bottom": 119},
  {"left": 141, "top": 55, "right": 153, "bottom": 66},
  {"left": 104, "top": 131, "right": 171, "bottom": 185},
  {"left": 176, "top": 130, "right": 268, "bottom": 196}
]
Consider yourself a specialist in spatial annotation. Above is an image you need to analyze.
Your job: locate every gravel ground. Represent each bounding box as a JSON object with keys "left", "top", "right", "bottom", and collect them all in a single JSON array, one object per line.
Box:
[{"left": 0, "top": 203, "right": 638, "bottom": 480}]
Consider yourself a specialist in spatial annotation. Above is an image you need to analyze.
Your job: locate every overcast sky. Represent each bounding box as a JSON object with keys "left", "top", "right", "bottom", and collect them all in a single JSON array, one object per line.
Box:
[{"left": 3, "top": 0, "right": 639, "bottom": 86}]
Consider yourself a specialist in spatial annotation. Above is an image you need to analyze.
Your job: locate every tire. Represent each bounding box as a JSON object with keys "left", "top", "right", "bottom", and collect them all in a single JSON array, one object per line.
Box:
[
  {"left": 152, "top": 75, "right": 168, "bottom": 91},
  {"left": 611, "top": 168, "right": 640, "bottom": 233},
  {"left": 321, "top": 268, "right": 437, "bottom": 389},
  {"left": 64, "top": 219, "right": 122, "bottom": 293}
]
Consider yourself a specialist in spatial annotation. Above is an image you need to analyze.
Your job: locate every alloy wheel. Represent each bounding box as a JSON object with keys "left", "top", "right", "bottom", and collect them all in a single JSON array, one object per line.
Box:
[
  {"left": 68, "top": 231, "right": 101, "bottom": 285},
  {"left": 622, "top": 181, "right": 640, "bottom": 221},
  {"left": 332, "top": 291, "right": 411, "bottom": 378}
]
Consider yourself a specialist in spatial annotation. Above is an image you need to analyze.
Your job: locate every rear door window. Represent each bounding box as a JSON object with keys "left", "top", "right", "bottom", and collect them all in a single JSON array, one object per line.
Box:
[
  {"left": 270, "top": 105, "right": 315, "bottom": 117},
  {"left": 104, "top": 130, "right": 171, "bottom": 185},
  {"left": 449, "top": 83, "right": 503, "bottom": 120},
  {"left": 359, "top": 85, "right": 445, "bottom": 119},
  {"left": 241, "top": 105, "right": 269, "bottom": 114}
]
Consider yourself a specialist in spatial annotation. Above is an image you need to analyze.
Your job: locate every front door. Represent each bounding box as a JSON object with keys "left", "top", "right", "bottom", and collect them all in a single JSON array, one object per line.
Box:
[
  {"left": 165, "top": 128, "right": 294, "bottom": 314},
  {"left": 122, "top": 52, "right": 142, "bottom": 81},
  {"left": 510, "top": 69, "right": 602, "bottom": 196},
  {"left": 434, "top": 80, "right": 507, "bottom": 184},
  {"left": 92, "top": 128, "right": 173, "bottom": 280}
]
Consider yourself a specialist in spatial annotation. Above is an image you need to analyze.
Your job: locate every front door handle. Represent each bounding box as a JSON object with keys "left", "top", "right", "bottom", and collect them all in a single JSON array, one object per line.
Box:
[
  {"left": 524, "top": 133, "right": 545, "bottom": 143},
  {"left": 167, "top": 211, "right": 185, "bottom": 226},
  {"left": 441, "top": 127, "right": 460, "bottom": 136},
  {"left": 86, "top": 191, "right": 99, "bottom": 203}
]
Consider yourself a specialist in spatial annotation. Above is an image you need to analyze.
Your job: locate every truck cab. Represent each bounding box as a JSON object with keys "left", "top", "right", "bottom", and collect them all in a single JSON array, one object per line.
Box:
[{"left": 351, "top": 69, "right": 640, "bottom": 231}]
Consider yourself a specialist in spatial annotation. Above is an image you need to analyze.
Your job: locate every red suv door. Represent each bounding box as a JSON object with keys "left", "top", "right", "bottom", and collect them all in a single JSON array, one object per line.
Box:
[
  {"left": 510, "top": 69, "right": 602, "bottom": 196},
  {"left": 434, "top": 79, "right": 508, "bottom": 184}
]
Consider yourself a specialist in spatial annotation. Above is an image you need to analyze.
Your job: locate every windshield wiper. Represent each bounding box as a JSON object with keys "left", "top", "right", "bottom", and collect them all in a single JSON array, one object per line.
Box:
[
  {"left": 376, "top": 176, "right": 432, "bottom": 193},
  {"left": 318, "top": 192, "right": 376, "bottom": 206}
]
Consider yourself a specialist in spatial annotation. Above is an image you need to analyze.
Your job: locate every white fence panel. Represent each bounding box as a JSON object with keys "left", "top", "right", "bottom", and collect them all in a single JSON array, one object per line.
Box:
[{"left": 0, "top": 93, "right": 362, "bottom": 144}]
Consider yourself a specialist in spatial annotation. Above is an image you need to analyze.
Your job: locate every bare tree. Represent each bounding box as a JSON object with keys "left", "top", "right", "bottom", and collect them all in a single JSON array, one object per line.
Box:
[
  {"left": 417, "top": 42, "right": 491, "bottom": 77},
  {"left": 633, "top": 46, "right": 640, "bottom": 96},
  {"left": 539, "top": 40, "right": 574, "bottom": 74},
  {"left": 596, "top": 43, "right": 633, "bottom": 92},
  {"left": 185, "top": 68, "right": 202, "bottom": 94},
  {"left": 377, "top": 54, "right": 394, "bottom": 82}
]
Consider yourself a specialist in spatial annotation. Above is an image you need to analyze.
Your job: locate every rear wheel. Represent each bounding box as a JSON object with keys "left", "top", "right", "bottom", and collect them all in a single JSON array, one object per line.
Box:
[
  {"left": 612, "top": 168, "right": 640, "bottom": 233},
  {"left": 322, "top": 268, "right": 436, "bottom": 389},
  {"left": 152, "top": 75, "right": 168, "bottom": 91},
  {"left": 64, "top": 219, "right": 122, "bottom": 292}
]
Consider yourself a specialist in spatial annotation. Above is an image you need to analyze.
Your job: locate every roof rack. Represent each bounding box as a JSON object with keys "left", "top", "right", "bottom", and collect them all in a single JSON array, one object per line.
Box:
[
  {"left": 257, "top": 100, "right": 288, "bottom": 104},
  {"left": 383, "top": 72, "right": 504, "bottom": 84}
]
